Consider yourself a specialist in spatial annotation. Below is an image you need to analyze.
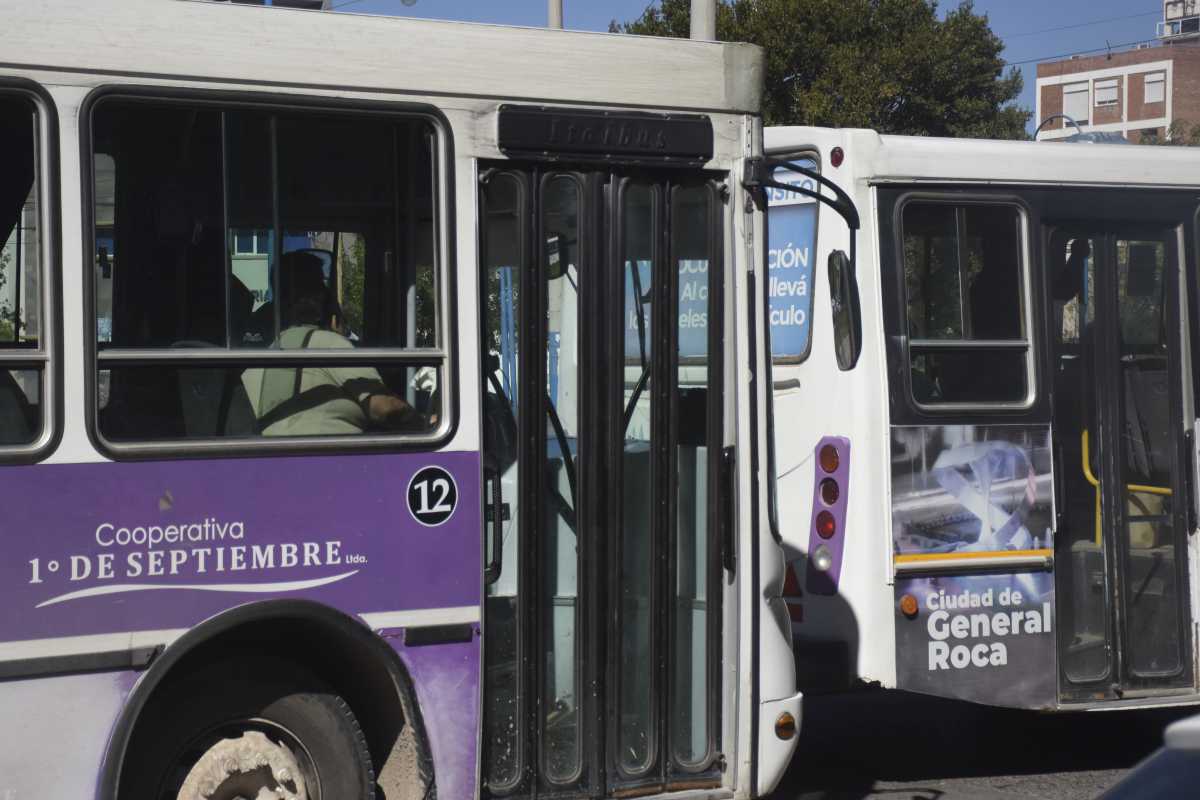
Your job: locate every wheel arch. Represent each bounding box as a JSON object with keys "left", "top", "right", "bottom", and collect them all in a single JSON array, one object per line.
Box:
[{"left": 98, "top": 599, "right": 435, "bottom": 799}]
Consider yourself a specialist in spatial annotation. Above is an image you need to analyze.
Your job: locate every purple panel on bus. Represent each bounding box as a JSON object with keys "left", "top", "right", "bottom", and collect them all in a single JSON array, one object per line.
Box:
[{"left": 0, "top": 451, "right": 480, "bottom": 641}]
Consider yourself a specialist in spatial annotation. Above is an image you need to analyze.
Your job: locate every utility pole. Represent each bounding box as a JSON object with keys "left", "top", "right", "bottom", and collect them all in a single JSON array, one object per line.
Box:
[
  {"left": 690, "top": 0, "right": 715, "bottom": 39},
  {"left": 548, "top": 0, "right": 563, "bottom": 29}
]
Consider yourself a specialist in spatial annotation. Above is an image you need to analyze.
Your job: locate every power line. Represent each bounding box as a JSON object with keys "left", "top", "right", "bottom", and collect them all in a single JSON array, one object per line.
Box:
[
  {"left": 1004, "top": 38, "right": 1151, "bottom": 67},
  {"left": 1001, "top": 11, "right": 1160, "bottom": 40}
]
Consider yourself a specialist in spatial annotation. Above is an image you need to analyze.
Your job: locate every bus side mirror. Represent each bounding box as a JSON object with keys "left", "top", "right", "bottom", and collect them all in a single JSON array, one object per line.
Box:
[{"left": 828, "top": 249, "right": 861, "bottom": 370}]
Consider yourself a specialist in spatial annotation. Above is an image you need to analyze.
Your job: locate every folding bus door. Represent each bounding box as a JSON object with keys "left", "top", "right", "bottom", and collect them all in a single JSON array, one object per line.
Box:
[
  {"left": 479, "top": 165, "right": 727, "bottom": 798},
  {"left": 1049, "top": 223, "right": 1193, "bottom": 701}
]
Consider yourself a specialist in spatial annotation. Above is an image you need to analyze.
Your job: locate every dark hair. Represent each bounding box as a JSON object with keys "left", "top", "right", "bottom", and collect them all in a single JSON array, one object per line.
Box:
[{"left": 280, "top": 251, "right": 330, "bottom": 326}]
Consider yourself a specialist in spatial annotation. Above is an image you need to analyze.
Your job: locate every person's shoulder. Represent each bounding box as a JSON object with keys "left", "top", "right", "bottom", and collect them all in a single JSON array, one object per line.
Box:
[{"left": 307, "top": 329, "right": 355, "bottom": 349}]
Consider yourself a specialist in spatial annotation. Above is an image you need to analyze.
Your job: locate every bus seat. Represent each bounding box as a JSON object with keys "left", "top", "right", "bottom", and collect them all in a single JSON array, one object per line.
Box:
[
  {"left": 1127, "top": 490, "right": 1165, "bottom": 550},
  {"left": 174, "top": 341, "right": 257, "bottom": 437}
]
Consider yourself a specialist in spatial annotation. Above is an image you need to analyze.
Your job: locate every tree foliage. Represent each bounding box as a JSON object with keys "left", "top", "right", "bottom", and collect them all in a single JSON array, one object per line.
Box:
[
  {"left": 1141, "top": 119, "right": 1200, "bottom": 146},
  {"left": 0, "top": 243, "right": 15, "bottom": 342},
  {"left": 612, "top": 0, "right": 1030, "bottom": 138}
]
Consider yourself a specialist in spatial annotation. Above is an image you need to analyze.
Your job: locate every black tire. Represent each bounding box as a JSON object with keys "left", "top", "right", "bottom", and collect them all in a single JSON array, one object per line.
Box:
[{"left": 119, "top": 657, "right": 375, "bottom": 800}]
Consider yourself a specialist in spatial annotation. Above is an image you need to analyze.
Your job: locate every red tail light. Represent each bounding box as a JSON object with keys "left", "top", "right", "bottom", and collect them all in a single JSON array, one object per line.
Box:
[
  {"left": 807, "top": 436, "right": 851, "bottom": 595},
  {"left": 816, "top": 510, "right": 836, "bottom": 539}
]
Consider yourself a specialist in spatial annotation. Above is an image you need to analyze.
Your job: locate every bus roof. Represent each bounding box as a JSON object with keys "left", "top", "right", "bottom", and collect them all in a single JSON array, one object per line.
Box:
[
  {"left": 4, "top": 0, "right": 763, "bottom": 115},
  {"left": 766, "top": 126, "right": 1200, "bottom": 189}
]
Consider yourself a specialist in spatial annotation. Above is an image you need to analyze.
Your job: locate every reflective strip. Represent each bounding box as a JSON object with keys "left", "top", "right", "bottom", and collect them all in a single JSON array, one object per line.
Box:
[
  {"left": 359, "top": 606, "right": 480, "bottom": 629},
  {"left": 894, "top": 549, "right": 1053, "bottom": 575},
  {"left": 0, "top": 629, "right": 188, "bottom": 663}
]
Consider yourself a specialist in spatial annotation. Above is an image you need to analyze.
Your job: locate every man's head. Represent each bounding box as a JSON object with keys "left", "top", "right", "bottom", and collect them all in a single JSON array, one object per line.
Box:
[{"left": 280, "top": 251, "right": 330, "bottom": 327}]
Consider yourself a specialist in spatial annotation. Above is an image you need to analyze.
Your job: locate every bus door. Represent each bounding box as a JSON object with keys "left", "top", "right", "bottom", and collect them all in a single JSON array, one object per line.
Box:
[
  {"left": 479, "top": 165, "right": 727, "bottom": 797},
  {"left": 1049, "top": 223, "right": 1193, "bottom": 701}
]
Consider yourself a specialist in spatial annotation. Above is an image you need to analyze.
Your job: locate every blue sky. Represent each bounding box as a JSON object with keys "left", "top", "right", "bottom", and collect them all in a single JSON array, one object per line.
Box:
[{"left": 330, "top": 0, "right": 1165, "bottom": 133}]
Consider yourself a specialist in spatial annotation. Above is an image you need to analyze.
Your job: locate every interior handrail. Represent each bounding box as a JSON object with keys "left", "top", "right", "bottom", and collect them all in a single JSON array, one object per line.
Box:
[
  {"left": 1081, "top": 429, "right": 1102, "bottom": 547},
  {"left": 1081, "top": 429, "right": 1173, "bottom": 547}
]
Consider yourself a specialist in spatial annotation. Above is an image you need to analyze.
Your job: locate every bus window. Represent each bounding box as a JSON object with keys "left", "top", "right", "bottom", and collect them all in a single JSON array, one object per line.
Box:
[
  {"left": 671, "top": 181, "right": 717, "bottom": 768},
  {"left": 481, "top": 170, "right": 524, "bottom": 792},
  {"left": 541, "top": 173, "right": 582, "bottom": 784},
  {"left": 767, "top": 156, "right": 818, "bottom": 363},
  {"left": 618, "top": 179, "right": 656, "bottom": 777},
  {"left": 91, "top": 98, "right": 443, "bottom": 445},
  {"left": 901, "top": 201, "right": 1031, "bottom": 407},
  {"left": 0, "top": 93, "right": 44, "bottom": 448}
]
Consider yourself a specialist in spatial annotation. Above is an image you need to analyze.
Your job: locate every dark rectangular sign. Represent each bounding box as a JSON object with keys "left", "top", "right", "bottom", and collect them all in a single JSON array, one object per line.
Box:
[{"left": 497, "top": 105, "right": 714, "bottom": 164}]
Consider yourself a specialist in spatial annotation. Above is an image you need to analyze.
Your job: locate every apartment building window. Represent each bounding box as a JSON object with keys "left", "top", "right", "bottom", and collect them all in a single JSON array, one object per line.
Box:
[
  {"left": 1063, "top": 82, "right": 1089, "bottom": 125},
  {"left": 1145, "top": 72, "right": 1166, "bottom": 104},
  {"left": 1094, "top": 78, "right": 1119, "bottom": 107}
]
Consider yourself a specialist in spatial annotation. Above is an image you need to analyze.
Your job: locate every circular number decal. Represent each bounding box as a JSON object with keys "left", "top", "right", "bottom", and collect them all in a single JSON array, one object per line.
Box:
[{"left": 407, "top": 466, "right": 459, "bottom": 527}]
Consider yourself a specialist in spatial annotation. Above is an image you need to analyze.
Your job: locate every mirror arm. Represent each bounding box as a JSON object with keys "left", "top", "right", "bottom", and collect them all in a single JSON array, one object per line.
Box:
[{"left": 742, "top": 157, "right": 860, "bottom": 232}]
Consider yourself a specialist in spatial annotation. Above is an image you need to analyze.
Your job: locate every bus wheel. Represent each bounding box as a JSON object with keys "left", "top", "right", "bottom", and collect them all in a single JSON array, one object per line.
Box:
[{"left": 124, "top": 660, "right": 375, "bottom": 800}]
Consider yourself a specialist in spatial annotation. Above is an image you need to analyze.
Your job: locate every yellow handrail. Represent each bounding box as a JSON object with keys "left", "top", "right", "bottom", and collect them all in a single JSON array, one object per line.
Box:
[
  {"left": 1081, "top": 430, "right": 1102, "bottom": 546},
  {"left": 1080, "top": 429, "right": 1172, "bottom": 547},
  {"left": 1128, "top": 483, "right": 1173, "bottom": 496}
]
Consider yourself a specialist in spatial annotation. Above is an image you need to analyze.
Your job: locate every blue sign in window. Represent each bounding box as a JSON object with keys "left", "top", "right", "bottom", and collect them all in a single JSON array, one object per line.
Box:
[{"left": 767, "top": 163, "right": 818, "bottom": 361}]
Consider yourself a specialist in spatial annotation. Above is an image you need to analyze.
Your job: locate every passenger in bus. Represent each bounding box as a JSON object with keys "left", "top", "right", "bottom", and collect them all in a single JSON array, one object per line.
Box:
[{"left": 245, "top": 251, "right": 429, "bottom": 435}]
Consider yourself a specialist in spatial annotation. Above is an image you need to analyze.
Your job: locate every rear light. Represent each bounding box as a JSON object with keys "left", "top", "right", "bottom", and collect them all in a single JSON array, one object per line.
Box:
[
  {"left": 806, "top": 436, "right": 850, "bottom": 595},
  {"left": 819, "top": 444, "right": 839, "bottom": 473},
  {"left": 816, "top": 510, "right": 836, "bottom": 539},
  {"left": 830, "top": 146, "right": 844, "bottom": 168},
  {"left": 811, "top": 544, "right": 834, "bottom": 572},
  {"left": 775, "top": 712, "right": 797, "bottom": 740}
]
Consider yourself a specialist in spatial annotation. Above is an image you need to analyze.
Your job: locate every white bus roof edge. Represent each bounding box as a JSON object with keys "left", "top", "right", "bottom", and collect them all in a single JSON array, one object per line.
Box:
[
  {"left": 2, "top": 0, "right": 763, "bottom": 115},
  {"left": 766, "top": 125, "right": 1200, "bottom": 188}
]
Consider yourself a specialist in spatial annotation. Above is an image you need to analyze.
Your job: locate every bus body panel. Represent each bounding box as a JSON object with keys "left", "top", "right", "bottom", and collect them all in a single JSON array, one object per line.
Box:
[
  {"left": 0, "top": 452, "right": 483, "bottom": 796},
  {"left": 766, "top": 127, "right": 899, "bottom": 692},
  {"left": 1, "top": 452, "right": 481, "bottom": 643},
  {"left": 0, "top": 671, "right": 132, "bottom": 799},
  {"left": 3, "top": 0, "right": 763, "bottom": 116}
]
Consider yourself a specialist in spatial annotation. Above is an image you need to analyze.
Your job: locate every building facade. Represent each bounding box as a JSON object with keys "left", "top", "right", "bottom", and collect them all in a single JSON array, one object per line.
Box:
[{"left": 1036, "top": 2, "right": 1200, "bottom": 142}]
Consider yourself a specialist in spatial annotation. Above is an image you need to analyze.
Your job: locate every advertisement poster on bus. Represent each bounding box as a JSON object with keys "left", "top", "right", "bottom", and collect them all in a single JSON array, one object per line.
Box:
[
  {"left": 890, "top": 424, "right": 1055, "bottom": 555},
  {"left": 889, "top": 424, "right": 1057, "bottom": 707},
  {"left": 894, "top": 572, "right": 1056, "bottom": 707},
  {"left": 768, "top": 163, "right": 817, "bottom": 361}
]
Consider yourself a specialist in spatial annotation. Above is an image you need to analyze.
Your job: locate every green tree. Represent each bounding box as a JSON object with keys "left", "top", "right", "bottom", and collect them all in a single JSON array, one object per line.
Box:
[
  {"left": 612, "top": 0, "right": 1030, "bottom": 138},
  {"left": 338, "top": 234, "right": 366, "bottom": 337},
  {"left": 0, "top": 245, "right": 14, "bottom": 342},
  {"left": 1141, "top": 119, "right": 1200, "bottom": 146}
]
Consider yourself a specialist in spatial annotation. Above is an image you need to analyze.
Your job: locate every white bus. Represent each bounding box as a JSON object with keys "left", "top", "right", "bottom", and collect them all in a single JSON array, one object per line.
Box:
[
  {"left": 0, "top": 2, "right": 801, "bottom": 797},
  {"left": 768, "top": 124, "right": 1200, "bottom": 710}
]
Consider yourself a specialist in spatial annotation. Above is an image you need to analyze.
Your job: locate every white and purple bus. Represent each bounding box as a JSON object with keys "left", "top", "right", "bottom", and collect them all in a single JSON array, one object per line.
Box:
[
  {"left": 0, "top": 2, "right": 802, "bottom": 797},
  {"left": 769, "top": 125, "right": 1200, "bottom": 712}
]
